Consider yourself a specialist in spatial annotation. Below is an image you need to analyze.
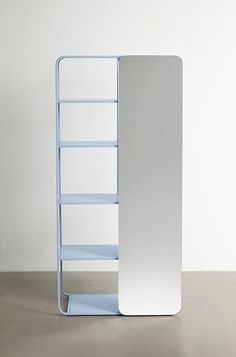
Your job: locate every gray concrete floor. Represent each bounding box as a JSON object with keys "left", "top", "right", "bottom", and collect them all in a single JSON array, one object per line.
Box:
[{"left": 0, "top": 272, "right": 236, "bottom": 357}]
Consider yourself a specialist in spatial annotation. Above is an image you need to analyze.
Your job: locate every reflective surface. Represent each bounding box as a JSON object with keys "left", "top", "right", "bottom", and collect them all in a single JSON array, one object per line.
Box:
[{"left": 119, "top": 56, "right": 182, "bottom": 315}]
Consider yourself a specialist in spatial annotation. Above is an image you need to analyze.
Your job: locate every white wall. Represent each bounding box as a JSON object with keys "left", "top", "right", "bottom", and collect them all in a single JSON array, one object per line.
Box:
[{"left": 1, "top": 0, "right": 236, "bottom": 271}]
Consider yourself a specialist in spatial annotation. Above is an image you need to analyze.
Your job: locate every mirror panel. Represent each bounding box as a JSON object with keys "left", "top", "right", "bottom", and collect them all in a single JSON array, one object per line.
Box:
[{"left": 118, "top": 56, "right": 182, "bottom": 315}]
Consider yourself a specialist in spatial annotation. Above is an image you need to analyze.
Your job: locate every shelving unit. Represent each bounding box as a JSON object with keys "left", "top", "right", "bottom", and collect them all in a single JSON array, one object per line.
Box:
[
  {"left": 56, "top": 55, "right": 120, "bottom": 315},
  {"left": 56, "top": 55, "right": 182, "bottom": 316}
]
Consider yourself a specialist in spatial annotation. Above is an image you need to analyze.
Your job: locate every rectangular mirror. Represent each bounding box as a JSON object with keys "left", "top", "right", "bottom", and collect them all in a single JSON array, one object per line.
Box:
[{"left": 118, "top": 56, "right": 182, "bottom": 315}]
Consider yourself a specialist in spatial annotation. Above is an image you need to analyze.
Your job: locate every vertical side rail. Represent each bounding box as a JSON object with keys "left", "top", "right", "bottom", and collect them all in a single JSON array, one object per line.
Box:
[
  {"left": 117, "top": 58, "right": 120, "bottom": 197},
  {"left": 56, "top": 58, "right": 68, "bottom": 315}
]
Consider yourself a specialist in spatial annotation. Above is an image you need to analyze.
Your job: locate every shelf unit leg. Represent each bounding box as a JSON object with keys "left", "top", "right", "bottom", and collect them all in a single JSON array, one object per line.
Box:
[
  {"left": 57, "top": 203, "right": 70, "bottom": 302},
  {"left": 57, "top": 261, "right": 69, "bottom": 315},
  {"left": 59, "top": 261, "right": 69, "bottom": 297}
]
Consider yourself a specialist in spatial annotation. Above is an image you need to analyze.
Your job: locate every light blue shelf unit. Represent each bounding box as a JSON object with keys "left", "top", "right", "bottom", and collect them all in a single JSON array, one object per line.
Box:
[{"left": 56, "top": 55, "right": 121, "bottom": 315}]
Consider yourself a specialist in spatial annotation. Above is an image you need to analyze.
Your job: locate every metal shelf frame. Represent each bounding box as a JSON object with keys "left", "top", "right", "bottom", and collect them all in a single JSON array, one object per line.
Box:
[{"left": 55, "top": 55, "right": 121, "bottom": 315}]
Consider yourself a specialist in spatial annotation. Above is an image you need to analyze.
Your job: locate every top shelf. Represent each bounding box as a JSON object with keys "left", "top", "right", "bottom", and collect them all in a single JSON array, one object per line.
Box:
[
  {"left": 59, "top": 141, "right": 118, "bottom": 148},
  {"left": 58, "top": 99, "right": 118, "bottom": 104},
  {"left": 59, "top": 193, "right": 118, "bottom": 205}
]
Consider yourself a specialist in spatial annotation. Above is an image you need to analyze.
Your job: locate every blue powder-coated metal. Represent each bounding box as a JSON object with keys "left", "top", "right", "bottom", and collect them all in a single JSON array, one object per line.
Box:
[
  {"left": 59, "top": 193, "right": 119, "bottom": 205},
  {"left": 55, "top": 56, "right": 121, "bottom": 315},
  {"left": 59, "top": 141, "right": 118, "bottom": 148},
  {"left": 67, "top": 294, "right": 120, "bottom": 315},
  {"left": 60, "top": 245, "right": 119, "bottom": 261}
]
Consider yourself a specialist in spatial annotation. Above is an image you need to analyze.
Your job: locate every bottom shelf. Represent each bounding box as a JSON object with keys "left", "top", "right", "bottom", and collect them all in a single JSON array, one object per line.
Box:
[{"left": 67, "top": 294, "right": 120, "bottom": 315}]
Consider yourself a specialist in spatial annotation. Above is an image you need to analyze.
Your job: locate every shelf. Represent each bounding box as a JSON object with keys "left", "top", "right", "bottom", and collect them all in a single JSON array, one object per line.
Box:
[
  {"left": 67, "top": 294, "right": 120, "bottom": 315},
  {"left": 60, "top": 245, "right": 118, "bottom": 260},
  {"left": 59, "top": 141, "right": 118, "bottom": 148},
  {"left": 59, "top": 193, "right": 119, "bottom": 205},
  {"left": 58, "top": 99, "right": 118, "bottom": 104}
]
